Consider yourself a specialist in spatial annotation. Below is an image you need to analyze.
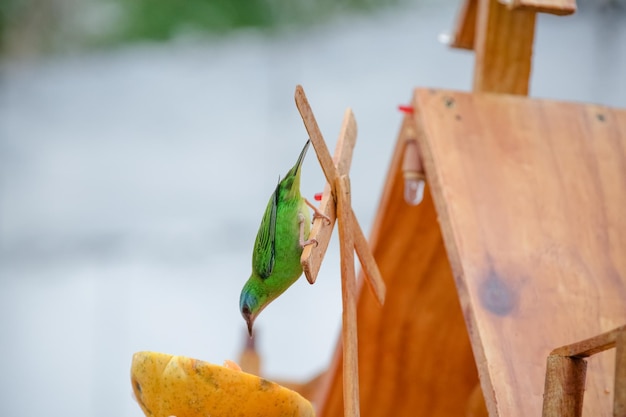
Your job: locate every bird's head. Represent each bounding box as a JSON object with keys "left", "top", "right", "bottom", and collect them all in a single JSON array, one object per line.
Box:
[{"left": 239, "top": 283, "right": 268, "bottom": 337}]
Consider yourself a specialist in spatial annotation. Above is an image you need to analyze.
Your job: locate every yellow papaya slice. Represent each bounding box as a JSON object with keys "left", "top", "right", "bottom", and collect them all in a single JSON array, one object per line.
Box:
[{"left": 131, "top": 351, "right": 315, "bottom": 417}]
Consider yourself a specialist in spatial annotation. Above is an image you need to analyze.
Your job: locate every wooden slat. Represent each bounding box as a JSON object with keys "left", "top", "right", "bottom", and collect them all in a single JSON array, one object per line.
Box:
[
  {"left": 336, "top": 175, "right": 360, "bottom": 417},
  {"left": 300, "top": 108, "right": 357, "bottom": 284},
  {"left": 450, "top": 0, "right": 576, "bottom": 51},
  {"left": 542, "top": 325, "right": 626, "bottom": 417},
  {"left": 508, "top": 0, "right": 576, "bottom": 16},
  {"left": 295, "top": 85, "right": 386, "bottom": 305},
  {"left": 614, "top": 330, "right": 626, "bottom": 417},
  {"left": 413, "top": 88, "right": 626, "bottom": 417},
  {"left": 451, "top": 0, "right": 478, "bottom": 50},
  {"left": 551, "top": 325, "right": 626, "bottom": 358},
  {"left": 316, "top": 113, "right": 480, "bottom": 417},
  {"left": 542, "top": 356, "right": 587, "bottom": 417},
  {"left": 473, "top": 0, "right": 536, "bottom": 95}
]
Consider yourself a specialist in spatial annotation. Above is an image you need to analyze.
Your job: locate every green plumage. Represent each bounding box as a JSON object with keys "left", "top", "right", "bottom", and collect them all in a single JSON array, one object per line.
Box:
[{"left": 239, "top": 140, "right": 312, "bottom": 335}]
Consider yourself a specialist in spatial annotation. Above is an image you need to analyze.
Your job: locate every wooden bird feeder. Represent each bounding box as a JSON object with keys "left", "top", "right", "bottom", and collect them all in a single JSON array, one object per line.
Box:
[{"left": 252, "top": 1, "right": 626, "bottom": 417}]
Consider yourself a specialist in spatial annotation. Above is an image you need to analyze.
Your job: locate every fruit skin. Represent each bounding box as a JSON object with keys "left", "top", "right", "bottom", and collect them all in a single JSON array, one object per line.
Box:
[{"left": 131, "top": 351, "right": 315, "bottom": 417}]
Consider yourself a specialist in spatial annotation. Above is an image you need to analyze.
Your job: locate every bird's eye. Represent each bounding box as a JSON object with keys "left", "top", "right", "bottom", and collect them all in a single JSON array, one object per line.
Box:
[{"left": 242, "top": 305, "right": 251, "bottom": 316}]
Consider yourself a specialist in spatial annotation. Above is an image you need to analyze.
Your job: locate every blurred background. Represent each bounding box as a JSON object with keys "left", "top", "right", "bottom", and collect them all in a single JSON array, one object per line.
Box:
[{"left": 0, "top": 0, "right": 625, "bottom": 416}]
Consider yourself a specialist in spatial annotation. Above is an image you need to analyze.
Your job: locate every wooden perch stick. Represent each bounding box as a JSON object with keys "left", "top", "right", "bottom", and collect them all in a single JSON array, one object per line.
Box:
[
  {"left": 550, "top": 324, "right": 626, "bottom": 358},
  {"left": 294, "top": 85, "right": 386, "bottom": 306},
  {"left": 300, "top": 109, "right": 357, "bottom": 285},
  {"left": 336, "top": 174, "right": 360, "bottom": 417}
]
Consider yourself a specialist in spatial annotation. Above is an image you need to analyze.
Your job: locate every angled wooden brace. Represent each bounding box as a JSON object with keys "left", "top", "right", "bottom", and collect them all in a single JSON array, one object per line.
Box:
[
  {"left": 294, "top": 85, "right": 387, "bottom": 417},
  {"left": 542, "top": 324, "right": 626, "bottom": 417}
]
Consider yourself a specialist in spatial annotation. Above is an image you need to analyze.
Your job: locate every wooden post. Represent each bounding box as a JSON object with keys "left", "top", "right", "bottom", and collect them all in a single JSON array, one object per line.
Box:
[
  {"left": 473, "top": 0, "right": 537, "bottom": 95},
  {"left": 451, "top": 0, "right": 575, "bottom": 92},
  {"left": 615, "top": 330, "right": 626, "bottom": 417},
  {"left": 542, "top": 355, "right": 587, "bottom": 417},
  {"left": 294, "top": 85, "right": 386, "bottom": 306},
  {"left": 336, "top": 175, "right": 360, "bottom": 417},
  {"left": 542, "top": 325, "right": 626, "bottom": 417},
  {"left": 293, "top": 85, "right": 388, "bottom": 417}
]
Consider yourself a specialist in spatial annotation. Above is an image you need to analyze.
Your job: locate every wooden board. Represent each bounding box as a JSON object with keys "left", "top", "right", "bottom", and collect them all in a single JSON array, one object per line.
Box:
[
  {"left": 510, "top": 0, "right": 576, "bottom": 15},
  {"left": 413, "top": 88, "right": 626, "bottom": 417},
  {"left": 315, "top": 114, "right": 481, "bottom": 417},
  {"left": 451, "top": 0, "right": 477, "bottom": 50},
  {"left": 473, "top": 0, "right": 536, "bottom": 95},
  {"left": 450, "top": 0, "right": 575, "bottom": 51}
]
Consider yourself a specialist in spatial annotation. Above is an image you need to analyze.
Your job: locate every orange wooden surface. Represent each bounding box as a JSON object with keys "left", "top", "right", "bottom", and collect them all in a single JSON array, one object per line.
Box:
[
  {"left": 413, "top": 88, "right": 626, "bottom": 417},
  {"left": 544, "top": 325, "right": 626, "bottom": 417},
  {"left": 451, "top": 0, "right": 477, "bottom": 50},
  {"left": 450, "top": 0, "right": 575, "bottom": 52},
  {"left": 473, "top": 0, "right": 536, "bottom": 95},
  {"left": 296, "top": 86, "right": 386, "bottom": 305},
  {"left": 316, "top": 114, "right": 480, "bottom": 417},
  {"left": 511, "top": 0, "right": 576, "bottom": 15},
  {"left": 300, "top": 108, "right": 357, "bottom": 285}
]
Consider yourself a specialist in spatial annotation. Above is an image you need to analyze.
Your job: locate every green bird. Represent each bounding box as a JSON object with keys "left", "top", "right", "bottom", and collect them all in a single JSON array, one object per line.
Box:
[{"left": 239, "top": 139, "right": 328, "bottom": 336}]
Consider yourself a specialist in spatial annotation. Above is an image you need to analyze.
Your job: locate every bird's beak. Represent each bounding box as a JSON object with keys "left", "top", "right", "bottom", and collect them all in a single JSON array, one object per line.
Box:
[
  {"left": 246, "top": 318, "right": 254, "bottom": 338},
  {"left": 242, "top": 308, "right": 255, "bottom": 338}
]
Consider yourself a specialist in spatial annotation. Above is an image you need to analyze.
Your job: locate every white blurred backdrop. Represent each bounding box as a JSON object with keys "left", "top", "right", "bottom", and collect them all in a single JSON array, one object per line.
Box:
[{"left": 0, "top": 1, "right": 625, "bottom": 416}]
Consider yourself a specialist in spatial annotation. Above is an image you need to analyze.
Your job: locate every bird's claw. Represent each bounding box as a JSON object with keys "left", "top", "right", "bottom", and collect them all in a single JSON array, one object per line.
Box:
[
  {"left": 300, "top": 238, "right": 319, "bottom": 248},
  {"left": 304, "top": 198, "right": 331, "bottom": 226},
  {"left": 312, "top": 212, "right": 332, "bottom": 226}
]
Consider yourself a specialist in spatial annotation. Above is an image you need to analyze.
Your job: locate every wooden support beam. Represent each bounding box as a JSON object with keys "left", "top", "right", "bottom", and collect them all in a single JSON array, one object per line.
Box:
[
  {"left": 613, "top": 329, "right": 626, "bottom": 417},
  {"left": 294, "top": 85, "right": 386, "bottom": 306},
  {"left": 473, "top": 0, "right": 536, "bottom": 95},
  {"left": 508, "top": 0, "right": 576, "bottom": 15},
  {"left": 293, "top": 85, "right": 390, "bottom": 417},
  {"left": 542, "top": 355, "right": 587, "bottom": 417},
  {"left": 336, "top": 174, "right": 360, "bottom": 417},
  {"left": 543, "top": 325, "right": 626, "bottom": 417},
  {"left": 551, "top": 325, "right": 626, "bottom": 358},
  {"left": 451, "top": 0, "right": 574, "bottom": 51},
  {"left": 451, "top": 0, "right": 478, "bottom": 50},
  {"left": 300, "top": 109, "right": 357, "bottom": 285}
]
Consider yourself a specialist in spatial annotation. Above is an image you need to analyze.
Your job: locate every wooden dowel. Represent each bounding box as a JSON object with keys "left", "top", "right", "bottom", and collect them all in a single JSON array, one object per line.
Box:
[{"left": 336, "top": 174, "right": 360, "bottom": 417}]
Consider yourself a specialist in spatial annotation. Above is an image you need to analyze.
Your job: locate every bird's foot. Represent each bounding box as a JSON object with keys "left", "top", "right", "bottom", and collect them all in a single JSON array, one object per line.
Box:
[
  {"left": 304, "top": 198, "right": 331, "bottom": 225},
  {"left": 298, "top": 212, "right": 319, "bottom": 248},
  {"left": 299, "top": 237, "right": 319, "bottom": 248}
]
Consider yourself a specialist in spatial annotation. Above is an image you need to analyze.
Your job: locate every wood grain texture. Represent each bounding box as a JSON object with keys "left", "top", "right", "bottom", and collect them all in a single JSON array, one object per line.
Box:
[
  {"left": 336, "top": 175, "right": 360, "bottom": 417},
  {"left": 542, "top": 355, "right": 587, "bottom": 417},
  {"left": 544, "top": 325, "right": 626, "bottom": 416},
  {"left": 451, "top": 0, "right": 575, "bottom": 51},
  {"left": 316, "top": 113, "right": 480, "bottom": 417},
  {"left": 300, "top": 108, "right": 357, "bottom": 284},
  {"left": 509, "top": 0, "right": 576, "bottom": 15},
  {"left": 551, "top": 325, "right": 625, "bottom": 358},
  {"left": 451, "top": 0, "right": 478, "bottom": 50},
  {"left": 615, "top": 330, "right": 626, "bottom": 417},
  {"left": 295, "top": 85, "right": 386, "bottom": 305},
  {"left": 413, "top": 88, "right": 626, "bottom": 417},
  {"left": 474, "top": 0, "right": 536, "bottom": 95}
]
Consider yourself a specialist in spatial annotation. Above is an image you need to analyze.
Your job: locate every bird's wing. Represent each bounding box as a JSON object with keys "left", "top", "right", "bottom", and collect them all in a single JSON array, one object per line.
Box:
[{"left": 252, "top": 182, "right": 278, "bottom": 279}]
